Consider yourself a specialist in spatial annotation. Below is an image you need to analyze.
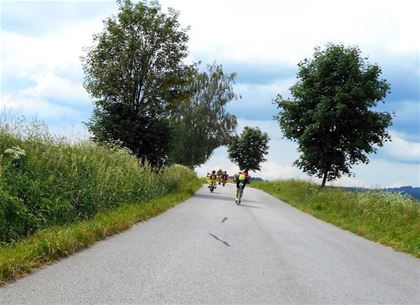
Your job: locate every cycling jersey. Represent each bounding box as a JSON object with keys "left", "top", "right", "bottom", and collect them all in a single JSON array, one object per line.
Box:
[{"left": 235, "top": 174, "right": 247, "bottom": 189}]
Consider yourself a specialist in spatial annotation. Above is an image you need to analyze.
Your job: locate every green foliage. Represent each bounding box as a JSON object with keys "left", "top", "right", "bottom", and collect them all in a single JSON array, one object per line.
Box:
[
  {"left": 82, "top": 0, "right": 190, "bottom": 167},
  {"left": 253, "top": 180, "right": 420, "bottom": 257},
  {"left": 275, "top": 44, "right": 392, "bottom": 186},
  {"left": 0, "top": 188, "right": 35, "bottom": 242},
  {"left": 0, "top": 125, "right": 197, "bottom": 244},
  {"left": 228, "top": 126, "right": 270, "bottom": 171},
  {"left": 169, "top": 63, "right": 238, "bottom": 167}
]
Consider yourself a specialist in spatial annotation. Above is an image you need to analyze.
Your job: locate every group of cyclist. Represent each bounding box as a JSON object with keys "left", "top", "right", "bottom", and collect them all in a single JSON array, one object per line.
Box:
[
  {"left": 207, "top": 169, "right": 228, "bottom": 187},
  {"left": 207, "top": 168, "right": 251, "bottom": 204}
]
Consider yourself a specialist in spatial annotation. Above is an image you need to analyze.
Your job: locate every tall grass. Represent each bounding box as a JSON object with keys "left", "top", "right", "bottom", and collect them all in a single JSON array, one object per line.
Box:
[
  {"left": 0, "top": 180, "right": 201, "bottom": 285},
  {"left": 252, "top": 180, "right": 420, "bottom": 257},
  {"left": 0, "top": 118, "right": 197, "bottom": 244}
]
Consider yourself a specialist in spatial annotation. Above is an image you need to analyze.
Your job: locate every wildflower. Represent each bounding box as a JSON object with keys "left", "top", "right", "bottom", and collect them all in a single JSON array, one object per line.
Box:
[{"left": 4, "top": 146, "right": 26, "bottom": 160}]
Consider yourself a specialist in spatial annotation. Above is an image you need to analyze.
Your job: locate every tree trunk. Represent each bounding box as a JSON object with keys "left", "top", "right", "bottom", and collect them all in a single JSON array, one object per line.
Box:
[{"left": 321, "top": 169, "right": 328, "bottom": 187}]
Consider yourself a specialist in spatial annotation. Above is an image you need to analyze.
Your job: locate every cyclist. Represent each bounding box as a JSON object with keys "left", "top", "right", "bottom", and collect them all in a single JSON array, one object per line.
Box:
[
  {"left": 234, "top": 171, "right": 247, "bottom": 204},
  {"left": 221, "top": 171, "right": 229, "bottom": 186},
  {"left": 243, "top": 168, "right": 250, "bottom": 183},
  {"left": 208, "top": 170, "right": 217, "bottom": 191},
  {"left": 216, "top": 169, "right": 223, "bottom": 184}
]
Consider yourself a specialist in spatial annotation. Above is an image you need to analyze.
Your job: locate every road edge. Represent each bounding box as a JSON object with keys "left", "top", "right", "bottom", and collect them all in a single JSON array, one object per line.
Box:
[{"left": 0, "top": 180, "right": 202, "bottom": 286}]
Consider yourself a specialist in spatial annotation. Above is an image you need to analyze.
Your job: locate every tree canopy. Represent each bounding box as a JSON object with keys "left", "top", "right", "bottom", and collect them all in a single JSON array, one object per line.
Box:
[
  {"left": 82, "top": 0, "right": 190, "bottom": 167},
  {"left": 82, "top": 1, "right": 238, "bottom": 168},
  {"left": 228, "top": 127, "right": 270, "bottom": 171},
  {"left": 275, "top": 44, "right": 392, "bottom": 186},
  {"left": 169, "top": 63, "right": 238, "bottom": 168}
]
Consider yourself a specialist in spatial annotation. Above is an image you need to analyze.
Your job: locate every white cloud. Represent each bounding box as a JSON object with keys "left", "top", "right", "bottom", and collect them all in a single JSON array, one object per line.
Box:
[
  {"left": 3, "top": 0, "right": 418, "bottom": 112},
  {"left": 392, "top": 100, "right": 420, "bottom": 130},
  {"left": 2, "top": 23, "right": 92, "bottom": 78},
  {"left": 195, "top": 147, "right": 237, "bottom": 177},
  {"left": 161, "top": 0, "right": 420, "bottom": 65},
  {"left": 1, "top": 15, "right": 101, "bottom": 129},
  {"left": 48, "top": 123, "right": 91, "bottom": 142},
  {"left": 1, "top": 94, "right": 87, "bottom": 123},
  {"left": 259, "top": 161, "right": 303, "bottom": 180},
  {"left": 23, "top": 72, "right": 89, "bottom": 103},
  {"left": 235, "top": 78, "right": 294, "bottom": 101},
  {"left": 381, "top": 131, "right": 420, "bottom": 163},
  {"left": 329, "top": 176, "right": 367, "bottom": 188},
  {"left": 350, "top": 158, "right": 420, "bottom": 188}
]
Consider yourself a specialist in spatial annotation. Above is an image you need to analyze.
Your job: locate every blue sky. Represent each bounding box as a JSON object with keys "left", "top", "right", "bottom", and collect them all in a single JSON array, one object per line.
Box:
[{"left": 1, "top": 0, "right": 419, "bottom": 187}]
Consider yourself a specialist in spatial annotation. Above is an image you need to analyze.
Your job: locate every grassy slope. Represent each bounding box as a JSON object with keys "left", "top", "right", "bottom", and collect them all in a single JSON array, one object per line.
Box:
[
  {"left": 252, "top": 180, "right": 420, "bottom": 258},
  {"left": 0, "top": 125, "right": 202, "bottom": 284},
  {"left": 0, "top": 128, "right": 196, "bottom": 243}
]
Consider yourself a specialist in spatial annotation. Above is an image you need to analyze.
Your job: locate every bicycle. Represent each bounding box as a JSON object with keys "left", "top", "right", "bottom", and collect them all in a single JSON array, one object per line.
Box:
[
  {"left": 208, "top": 179, "right": 217, "bottom": 193},
  {"left": 235, "top": 181, "right": 245, "bottom": 205}
]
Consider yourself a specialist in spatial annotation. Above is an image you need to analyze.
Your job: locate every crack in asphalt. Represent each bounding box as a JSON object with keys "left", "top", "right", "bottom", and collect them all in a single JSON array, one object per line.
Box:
[{"left": 208, "top": 233, "right": 230, "bottom": 247}]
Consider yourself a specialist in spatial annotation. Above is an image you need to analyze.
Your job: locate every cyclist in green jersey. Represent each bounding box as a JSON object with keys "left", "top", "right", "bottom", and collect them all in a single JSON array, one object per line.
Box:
[{"left": 234, "top": 171, "right": 247, "bottom": 204}]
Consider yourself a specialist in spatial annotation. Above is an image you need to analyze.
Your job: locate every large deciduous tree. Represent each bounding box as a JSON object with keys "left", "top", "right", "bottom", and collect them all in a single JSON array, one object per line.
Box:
[
  {"left": 275, "top": 44, "right": 392, "bottom": 187},
  {"left": 169, "top": 63, "right": 238, "bottom": 168},
  {"left": 82, "top": 0, "right": 190, "bottom": 167},
  {"left": 228, "top": 127, "right": 270, "bottom": 171}
]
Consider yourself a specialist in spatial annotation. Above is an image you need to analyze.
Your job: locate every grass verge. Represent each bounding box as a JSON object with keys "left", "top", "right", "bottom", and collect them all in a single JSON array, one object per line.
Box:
[
  {"left": 0, "top": 125, "right": 197, "bottom": 243},
  {"left": 0, "top": 179, "right": 202, "bottom": 285},
  {"left": 252, "top": 179, "right": 420, "bottom": 258}
]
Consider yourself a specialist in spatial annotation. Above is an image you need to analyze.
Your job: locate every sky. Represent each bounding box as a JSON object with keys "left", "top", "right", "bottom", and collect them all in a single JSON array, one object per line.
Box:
[{"left": 1, "top": 0, "right": 419, "bottom": 187}]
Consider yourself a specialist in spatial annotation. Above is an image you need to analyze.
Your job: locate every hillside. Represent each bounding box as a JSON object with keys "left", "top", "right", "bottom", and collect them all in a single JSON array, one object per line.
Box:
[{"left": 338, "top": 186, "right": 420, "bottom": 200}]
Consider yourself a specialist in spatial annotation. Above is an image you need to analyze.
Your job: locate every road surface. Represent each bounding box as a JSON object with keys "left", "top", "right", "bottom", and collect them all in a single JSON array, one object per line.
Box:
[{"left": 1, "top": 184, "right": 419, "bottom": 305}]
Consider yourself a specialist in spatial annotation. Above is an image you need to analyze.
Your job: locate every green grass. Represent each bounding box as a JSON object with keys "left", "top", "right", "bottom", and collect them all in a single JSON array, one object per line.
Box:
[
  {"left": 252, "top": 180, "right": 420, "bottom": 257},
  {"left": 0, "top": 121, "right": 197, "bottom": 244},
  {"left": 0, "top": 179, "right": 201, "bottom": 285},
  {"left": 0, "top": 116, "right": 202, "bottom": 284}
]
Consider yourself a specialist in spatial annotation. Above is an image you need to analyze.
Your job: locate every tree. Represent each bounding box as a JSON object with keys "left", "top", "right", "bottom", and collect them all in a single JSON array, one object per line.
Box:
[
  {"left": 228, "top": 127, "right": 270, "bottom": 171},
  {"left": 169, "top": 63, "right": 238, "bottom": 168},
  {"left": 275, "top": 44, "right": 392, "bottom": 187},
  {"left": 81, "top": 0, "right": 190, "bottom": 167}
]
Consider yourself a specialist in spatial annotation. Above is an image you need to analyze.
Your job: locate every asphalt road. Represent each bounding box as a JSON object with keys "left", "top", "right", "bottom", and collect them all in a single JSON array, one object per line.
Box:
[{"left": 1, "top": 184, "right": 419, "bottom": 305}]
